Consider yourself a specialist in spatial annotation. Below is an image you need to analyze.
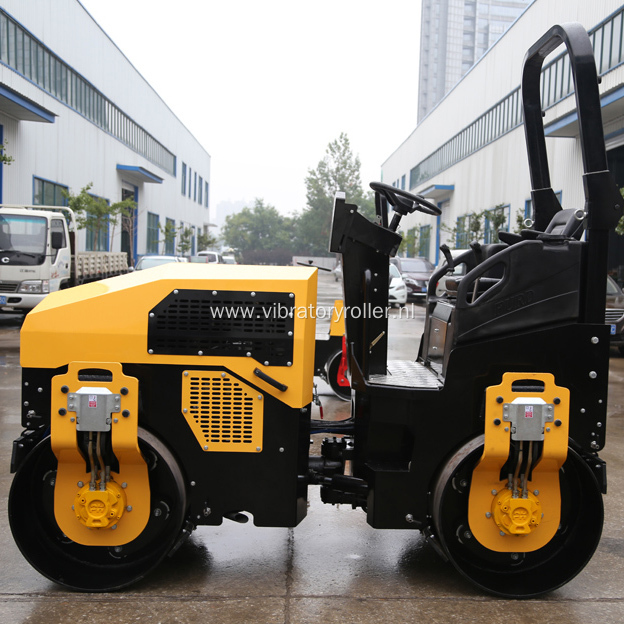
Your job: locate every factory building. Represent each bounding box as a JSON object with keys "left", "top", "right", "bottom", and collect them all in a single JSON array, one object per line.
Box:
[
  {"left": 0, "top": 0, "right": 210, "bottom": 262},
  {"left": 383, "top": 0, "right": 624, "bottom": 278}
]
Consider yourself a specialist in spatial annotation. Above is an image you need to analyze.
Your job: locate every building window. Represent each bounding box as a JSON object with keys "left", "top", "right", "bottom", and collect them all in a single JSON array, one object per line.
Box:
[
  {"left": 484, "top": 205, "right": 507, "bottom": 244},
  {"left": 198, "top": 176, "right": 203, "bottom": 205},
  {"left": 419, "top": 225, "right": 431, "bottom": 258},
  {"left": 85, "top": 194, "right": 111, "bottom": 252},
  {"left": 181, "top": 163, "right": 187, "bottom": 195},
  {"left": 0, "top": 9, "right": 176, "bottom": 176},
  {"left": 147, "top": 212, "right": 159, "bottom": 254},
  {"left": 194, "top": 172, "right": 197, "bottom": 202},
  {"left": 85, "top": 213, "right": 109, "bottom": 251},
  {"left": 456, "top": 215, "right": 469, "bottom": 248},
  {"left": 164, "top": 217, "right": 175, "bottom": 255},
  {"left": 188, "top": 168, "right": 192, "bottom": 198},
  {"left": 205, "top": 181, "right": 209, "bottom": 208},
  {"left": 33, "top": 177, "right": 68, "bottom": 206}
]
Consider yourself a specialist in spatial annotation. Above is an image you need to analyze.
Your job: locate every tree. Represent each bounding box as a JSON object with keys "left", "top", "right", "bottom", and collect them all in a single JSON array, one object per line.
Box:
[
  {"left": 440, "top": 205, "right": 510, "bottom": 247},
  {"left": 358, "top": 190, "right": 377, "bottom": 221},
  {"left": 467, "top": 211, "right": 484, "bottom": 243},
  {"left": 0, "top": 141, "right": 14, "bottom": 165},
  {"left": 177, "top": 226, "right": 194, "bottom": 256},
  {"left": 485, "top": 204, "right": 508, "bottom": 243},
  {"left": 398, "top": 228, "right": 419, "bottom": 257},
  {"left": 297, "top": 133, "right": 369, "bottom": 255},
  {"left": 64, "top": 183, "right": 135, "bottom": 250},
  {"left": 159, "top": 220, "right": 177, "bottom": 253},
  {"left": 221, "top": 198, "right": 295, "bottom": 264},
  {"left": 197, "top": 230, "right": 218, "bottom": 252},
  {"left": 616, "top": 189, "right": 624, "bottom": 236},
  {"left": 441, "top": 213, "right": 474, "bottom": 247},
  {"left": 514, "top": 209, "right": 531, "bottom": 234}
]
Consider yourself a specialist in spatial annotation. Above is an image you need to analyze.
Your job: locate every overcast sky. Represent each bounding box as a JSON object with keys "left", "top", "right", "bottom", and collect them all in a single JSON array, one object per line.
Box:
[{"left": 80, "top": 0, "right": 422, "bottom": 217}]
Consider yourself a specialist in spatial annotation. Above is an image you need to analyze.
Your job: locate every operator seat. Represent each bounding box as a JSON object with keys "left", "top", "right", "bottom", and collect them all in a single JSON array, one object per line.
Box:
[
  {"left": 444, "top": 209, "right": 584, "bottom": 299},
  {"left": 498, "top": 208, "right": 585, "bottom": 245}
]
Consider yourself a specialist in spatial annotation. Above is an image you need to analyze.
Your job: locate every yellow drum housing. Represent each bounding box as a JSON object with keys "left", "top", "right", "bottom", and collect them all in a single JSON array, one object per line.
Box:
[{"left": 468, "top": 372, "right": 570, "bottom": 552}]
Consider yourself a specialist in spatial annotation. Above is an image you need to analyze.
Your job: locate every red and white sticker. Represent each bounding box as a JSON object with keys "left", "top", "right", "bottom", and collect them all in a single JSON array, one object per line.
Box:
[
  {"left": 88, "top": 395, "right": 98, "bottom": 408},
  {"left": 524, "top": 405, "right": 534, "bottom": 418}
]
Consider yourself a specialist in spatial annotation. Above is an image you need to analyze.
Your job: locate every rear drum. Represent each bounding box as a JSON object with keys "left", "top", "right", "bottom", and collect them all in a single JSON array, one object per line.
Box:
[{"left": 431, "top": 436, "right": 603, "bottom": 597}]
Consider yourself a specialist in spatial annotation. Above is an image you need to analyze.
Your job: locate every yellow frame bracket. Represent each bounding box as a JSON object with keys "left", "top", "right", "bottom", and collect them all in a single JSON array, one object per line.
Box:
[
  {"left": 468, "top": 372, "right": 569, "bottom": 552},
  {"left": 51, "top": 361, "right": 149, "bottom": 546},
  {"left": 330, "top": 299, "right": 346, "bottom": 337}
]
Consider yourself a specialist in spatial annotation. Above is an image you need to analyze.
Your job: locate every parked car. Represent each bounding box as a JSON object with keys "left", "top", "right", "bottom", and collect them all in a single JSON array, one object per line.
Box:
[
  {"left": 388, "top": 263, "right": 407, "bottom": 307},
  {"left": 190, "top": 255, "right": 223, "bottom": 264},
  {"left": 606, "top": 274, "right": 624, "bottom": 354},
  {"left": 134, "top": 255, "right": 188, "bottom": 270},
  {"left": 222, "top": 255, "right": 237, "bottom": 264},
  {"left": 196, "top": 250, "right": 224, "bottom": 263},
  {"left": 395, "top": 256, "right": 435, "bottom": 301}
]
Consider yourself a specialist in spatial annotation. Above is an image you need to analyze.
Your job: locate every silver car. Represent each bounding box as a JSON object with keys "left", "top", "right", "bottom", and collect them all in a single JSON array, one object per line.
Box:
[{"left": 134, "top": 255, "right": 188, "bottom": 270}]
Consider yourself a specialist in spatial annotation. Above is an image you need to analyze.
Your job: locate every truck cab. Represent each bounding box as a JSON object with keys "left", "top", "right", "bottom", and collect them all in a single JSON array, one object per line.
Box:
[{"left": 0, "top": 206, "right": 72, "bottom": 312}]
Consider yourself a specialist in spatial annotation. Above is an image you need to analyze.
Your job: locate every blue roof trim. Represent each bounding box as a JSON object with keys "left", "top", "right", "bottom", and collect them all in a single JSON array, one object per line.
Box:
[
  {"left": 545, "top": 85, "right": 624, "bottom": 136},
  {"left": 600, "top": 84, "right": 624, "bottom": 107},
  {"left": 0, "top": 83, "right": 55, "bottom": 122},
  {"left": 419, "top": 184, "right": 455, "bottom": 196},
  {"left": 545, "top": 111, "right": 577, "bottom": 135},
  {"left": 116, "top": 164, "right": 164, "bottom": 184}
]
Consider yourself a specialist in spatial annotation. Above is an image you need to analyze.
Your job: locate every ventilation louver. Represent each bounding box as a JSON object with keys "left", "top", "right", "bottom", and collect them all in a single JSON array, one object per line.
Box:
[
  {"left": 148, "top": 289, "right": 295, "bottom": 365},
  {"left": 181, "top": 371, "right": 263, "bottom": 452}
]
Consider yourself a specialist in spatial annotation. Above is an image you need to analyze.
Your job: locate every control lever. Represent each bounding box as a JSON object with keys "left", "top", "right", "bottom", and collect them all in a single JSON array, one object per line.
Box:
[
  {"left": 296, "top": 260, "right": 332, "bottom": 272},
  {"left": 370, "top": 331, "right": 386, "bottom": 351},
  {"left": 469, "top": 242, "right": 483, "bottom": 302},
  {"left": 469, "top": 241, "right": 483, "bottom": 263},
  {"left": 440, "top": 244, "right": 455, "bottom": 273}
]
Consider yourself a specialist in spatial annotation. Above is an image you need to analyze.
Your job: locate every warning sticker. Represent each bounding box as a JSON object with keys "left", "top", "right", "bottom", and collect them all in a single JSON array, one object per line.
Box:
[
  {"left": 88, "top": 395, "right": 98, "bottom": 408},
  {"left": 524, "top": 405, "right": 534, "bottom": 418}
]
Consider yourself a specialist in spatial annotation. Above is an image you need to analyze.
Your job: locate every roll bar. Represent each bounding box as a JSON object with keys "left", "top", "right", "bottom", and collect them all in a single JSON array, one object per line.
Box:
[{"left": 522, "top": 22, "right": 622, "bottom": 323}]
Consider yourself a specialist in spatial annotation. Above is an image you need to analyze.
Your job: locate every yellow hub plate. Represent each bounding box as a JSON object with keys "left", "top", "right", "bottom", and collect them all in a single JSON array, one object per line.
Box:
[
  {"left": 468, "top": 372, "right": 569, "bottom": 552},
  {"left": 51, "top": 362, "right": 149, "bottom": 546}
]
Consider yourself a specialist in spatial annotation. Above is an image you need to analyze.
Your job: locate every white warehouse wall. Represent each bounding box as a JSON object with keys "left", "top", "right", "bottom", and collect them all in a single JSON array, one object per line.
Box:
[
  {"left": 382, "top": 0, "right": 624, "bottom": 266},
  {"left": 0, "top": 0, "right": 210, "bottom": 261}
]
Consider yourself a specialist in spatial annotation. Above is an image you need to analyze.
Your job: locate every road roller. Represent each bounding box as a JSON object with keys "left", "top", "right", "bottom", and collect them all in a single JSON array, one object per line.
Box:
[{"left": 9, "top": 23, "right": 621, "bottom": 596}]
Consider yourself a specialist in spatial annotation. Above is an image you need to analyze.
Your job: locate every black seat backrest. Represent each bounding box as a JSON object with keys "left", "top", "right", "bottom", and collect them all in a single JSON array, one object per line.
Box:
[
  {"left": 498, "top": 208, "right": 585, "bottom": 245},
  {"left": 542, "top": 208, "right": 585, "bottom": 239}
]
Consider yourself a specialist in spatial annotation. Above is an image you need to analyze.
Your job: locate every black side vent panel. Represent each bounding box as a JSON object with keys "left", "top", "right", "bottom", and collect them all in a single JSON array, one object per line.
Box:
[{"left": 147, "top": 289, "right": 295, "bottom": 365}]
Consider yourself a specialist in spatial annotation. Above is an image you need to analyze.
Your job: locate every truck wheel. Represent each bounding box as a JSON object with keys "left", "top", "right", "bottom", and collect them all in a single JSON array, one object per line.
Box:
[
  {"left": 325, "top": 350, "right": 351, "bottom": 401},
  {"left": 9, "top": 428, "right": 187, "bottom": 591},
  {"left": 430, "top": 436, "right": 603, "bottom": 597}
]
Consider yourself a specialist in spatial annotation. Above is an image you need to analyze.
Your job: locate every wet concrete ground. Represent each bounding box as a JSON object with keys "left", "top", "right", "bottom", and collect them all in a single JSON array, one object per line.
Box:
[{"left": 0, "top": 272, "right": 623, "bottom": 622}]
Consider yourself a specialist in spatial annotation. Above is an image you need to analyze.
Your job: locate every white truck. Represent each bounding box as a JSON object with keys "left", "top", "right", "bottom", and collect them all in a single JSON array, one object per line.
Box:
[{"left": 0, "top": 205, "right": 128, "bottom": 313}]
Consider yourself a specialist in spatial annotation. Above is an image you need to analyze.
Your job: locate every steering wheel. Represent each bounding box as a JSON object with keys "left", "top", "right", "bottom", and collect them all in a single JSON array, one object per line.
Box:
[{"left": 370, "top": 181, "right": 441, "bottom": 216}]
